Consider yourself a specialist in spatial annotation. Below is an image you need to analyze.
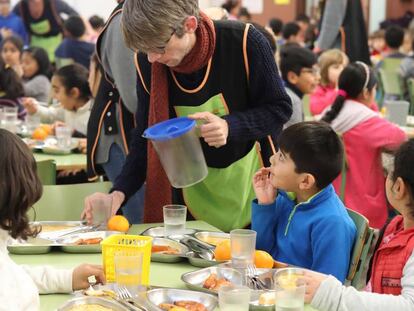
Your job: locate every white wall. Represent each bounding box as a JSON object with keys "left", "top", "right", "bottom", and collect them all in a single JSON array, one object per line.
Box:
[{"left": 369, "top": 0, "right": 386, "bottom": 33}]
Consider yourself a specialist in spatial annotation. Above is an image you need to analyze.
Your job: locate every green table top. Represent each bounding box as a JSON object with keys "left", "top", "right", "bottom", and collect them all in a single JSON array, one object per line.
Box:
[
  {"left": 11, "top": 221, "right": 317, "bottom": 311},
  {"left": 33, "top": 152, "right": 86, "bottom": 170}
]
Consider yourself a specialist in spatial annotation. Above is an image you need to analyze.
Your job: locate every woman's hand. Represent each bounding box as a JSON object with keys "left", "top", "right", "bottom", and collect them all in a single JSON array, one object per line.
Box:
[
  {"left": 188, "top": 112, "right": 229, "bottom": 148},
  {"left": 253, "top": 167, "right": 277, "bottom": 205}
]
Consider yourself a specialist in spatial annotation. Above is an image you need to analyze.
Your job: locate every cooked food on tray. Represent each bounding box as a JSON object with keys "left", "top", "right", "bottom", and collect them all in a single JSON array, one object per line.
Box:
[
  {"left": 83, "top": 288, "right": 116, "bottom": 298},
  {"left": 259, "top": 291, "right": 276, "bottom": 305},
  {"left": 38, "top": 225, "right": 75, "bottom": 232},
  {"left": 67, "top": 305, "right": 114, "bottom": 311},
  {"left": 151, "top": 245, "right": 180, "bottom": 255},
  {"left": 74, "top": 237, "right": 103, "bottom": 245},
  {"left": 202, "top": 273, "right": 231, "bottom": 291},
  {"left": 159, "top": 300, "right": 207, "bottom": 311}
]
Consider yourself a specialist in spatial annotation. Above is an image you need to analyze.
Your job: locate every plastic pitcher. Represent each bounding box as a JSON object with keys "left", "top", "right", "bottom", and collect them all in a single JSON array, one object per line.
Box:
[{"left": 143, "top": 117, "right": 208, "bottom": 188}]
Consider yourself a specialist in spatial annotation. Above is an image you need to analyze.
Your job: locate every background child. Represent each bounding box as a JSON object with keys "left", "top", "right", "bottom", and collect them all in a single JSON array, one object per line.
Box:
[
  {"left": 281, "top": 22, "right": 303, "bottom": 47},
  {"left": 24, "top": 63, "right": 92, "bottom": 137},
  {"left": 1, "top": 36, "right": 23, "bottom": 77},
  {"left": 21, "top": 46, "right": 51, "bottom": 102},
  {"left": 252, "top": 122, "right": 356, "bottom": 282},
  {"left": 0, "top": 56, "right": 25, "bottom": 120},
  {"left": 303, "top": 139, "right": 414, "bottom": 311},
  {"left": 310, "top": 49, "right": 349, "bottom": 116},
  {"left": 55, "top": 15, "right": 95, "bottom": 69},
  {"left": 322, "top": 62, "right": 406, "bottom": 229},
  {"left": 279, "top": 45, "right": 318, "bottom": 127},
  {"left": 0, "top": 129, "right": 105, "bottom": 309}
]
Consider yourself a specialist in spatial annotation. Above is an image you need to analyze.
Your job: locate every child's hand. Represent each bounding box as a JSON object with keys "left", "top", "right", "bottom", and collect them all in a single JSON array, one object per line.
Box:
[
  {"left": 51, "top": 121, "right": 67, "bottom": 135},
  {"left": 22, "top": 97, "right": 38, "bottom": 115},
  {"left": 253, "top": 167, "right": 277, "bottom": 205},
  {"left": 77, "top": 138, "right": 87, "bottom": 154},
  {"left": 72, "top": 264, "right": 106, "bottom": 291},
  {"left": 302, "top": 270, "right": 328, "bottom": 304}
]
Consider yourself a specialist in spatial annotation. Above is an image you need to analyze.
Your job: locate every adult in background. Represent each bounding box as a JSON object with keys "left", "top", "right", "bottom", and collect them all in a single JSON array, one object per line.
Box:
[
  {"left": 13, "top": 0, "right": 78, "bottom": 61},
  {"left": 315, "top": 0, "right": 371, "bottom": 64},
  {"left": 84, "top": 1, "right": 144, "bottom": 224},
  {"left": 83, "top": 0, "right": 292, "bottom": 231}
]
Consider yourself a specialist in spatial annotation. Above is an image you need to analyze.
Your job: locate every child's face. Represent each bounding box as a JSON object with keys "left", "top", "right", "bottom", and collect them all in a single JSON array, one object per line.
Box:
[
  {"left": 1, "top": 41, "right": 21, "bottom": 66},
  {"left": 268, "top": 151, "right": 301, "bottom": 192},
  {"left": 290, "top": 66, "right": 318, "bottom": 94},
  {"left": 327, "top": 61, "right": 346, "bottom": 87},
  {"left": 0, "top": 0, "right": 10, "bottom": 16},
  {"left": 21, "top": 52, "right": 39, "bottom": 79},
  {"left": 51, "top": 75, "right": 77, "bottom": 110},
  {"left": 372, "top": 37, "right": 385, "bottom": 52}
]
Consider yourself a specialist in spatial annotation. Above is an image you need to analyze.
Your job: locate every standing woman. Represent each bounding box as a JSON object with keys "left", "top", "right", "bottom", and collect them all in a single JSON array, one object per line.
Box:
[{"left": 12, "top": 0, "right": 78, "bottom": 61}]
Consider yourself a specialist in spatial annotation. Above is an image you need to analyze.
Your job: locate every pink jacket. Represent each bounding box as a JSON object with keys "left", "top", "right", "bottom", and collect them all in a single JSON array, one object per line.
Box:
[
  {"left": 332, "top": 117, "right": 406, "bottom": 228},
  {"left": 310, "top": 85, "right": 379, "bottom": 116}
]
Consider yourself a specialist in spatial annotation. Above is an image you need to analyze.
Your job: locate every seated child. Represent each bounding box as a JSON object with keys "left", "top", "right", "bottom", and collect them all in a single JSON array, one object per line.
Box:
[
  {"left": 279, "top": 45, "right": 317, "bottom": 127},
  {"left": 251, "top": 121, "right": 356, "bottom": 282},
  {"left": 322, "top": 62, "right": 406, "bottom": 229},
  {"left": 1, "top": 36, "right": 24, "bottom": 77},
  {"left": 303, "top": 139, "right": 414, "bottom": 311},
  {"left": 55, "top": 15, "right": 95, "bottom": 69},
  {"left": 0, "top": 129, "right": 105, "bottom": 309},
  {"left": 23, "top": 63, "right": 92, "bottom": 137},
  {"left": 310, "top": 49, "right": 349, "bottom": 116},
  {"left": 252, "top": 122, "right": 356, "bottom": 282}
]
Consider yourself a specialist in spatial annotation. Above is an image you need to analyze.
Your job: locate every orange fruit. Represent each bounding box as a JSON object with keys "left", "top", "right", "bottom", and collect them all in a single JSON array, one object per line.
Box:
[
  {"left": 40, "top": 124, "right": 52, "bottom": 135},
  {"left": 107, "top": 215, "right": 130, "bottom": 232},
  {"left": 214, "top": 240, "right": 231, "bottom": 261},
  {"left": 32, "top": 127, "right": 48, "bottom": 141},
  {"left": 254, "top": 250, "right": 274, "bottom": 269}
]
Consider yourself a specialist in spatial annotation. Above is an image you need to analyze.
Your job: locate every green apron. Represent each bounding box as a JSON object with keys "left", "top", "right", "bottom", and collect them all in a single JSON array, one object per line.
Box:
[
  {"left": 175, "top": 94, "right": 260, "bottom": 232},
  {"left": 30, "top": 19, "right": 62, "bottom": 62}
]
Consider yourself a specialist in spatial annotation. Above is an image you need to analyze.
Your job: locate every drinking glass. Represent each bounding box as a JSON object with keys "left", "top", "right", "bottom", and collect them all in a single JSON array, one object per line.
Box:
[
  {"left": 55, "top": 126, "right": 72, "bottom": 149},
  {"left": 90, "top": 195, "right": 112, "bottom": 229},
  {"left": 274, "top": 268, "right": 306, "bottom": 311},
  {"left": 219, "top": 285, "right": 251, "bottom": 311},
  {"left": 230, "top": 229, "right": 256, "bottom": 269},
  {"left": 163, "top": 204, "right": 187, "bottom": 235},
  {"left": 114, "top": 251, "right": 143, "bottom": 294},
  {"left": 3, "top": 106, "right": 18, "bottom": 133}
]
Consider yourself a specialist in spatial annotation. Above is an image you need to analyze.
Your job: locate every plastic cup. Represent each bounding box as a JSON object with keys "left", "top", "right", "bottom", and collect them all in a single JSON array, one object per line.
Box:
[
  {"left": 90, "top": 195, "right": 112, "bottom": 229},
  {"left": 230, "top": 229, "right": 257, "bottom": 269},
  {"left": 3, "top": 106, "right": 18, "bottom": 132},
  {"left": 26, "top": 114, "right": 40, "bottom": 133},
  {"left": 55, "top": 126, "right": 72, "bottom": 150},
  {"left": 219, "top": 285, "right": 251, "bottom": 311},
  {"left": 163, "top": 204, "right": 187, "bottom": 236},
  {"left": 274, "top": 268, "right": 306, "bottom": 311},
  {"left": 114, "top": 251, "right": 143, "bottom": 294}
]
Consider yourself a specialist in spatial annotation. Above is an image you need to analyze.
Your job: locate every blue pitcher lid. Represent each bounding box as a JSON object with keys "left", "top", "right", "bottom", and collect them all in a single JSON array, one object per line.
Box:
[{"left": 143, "top": 117, "right": 196, "bottom": 141}]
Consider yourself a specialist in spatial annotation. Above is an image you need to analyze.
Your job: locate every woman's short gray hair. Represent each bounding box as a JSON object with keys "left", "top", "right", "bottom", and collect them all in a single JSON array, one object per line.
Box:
[{"left": 122, "top": 0, "right": 200, "bottom": 52}]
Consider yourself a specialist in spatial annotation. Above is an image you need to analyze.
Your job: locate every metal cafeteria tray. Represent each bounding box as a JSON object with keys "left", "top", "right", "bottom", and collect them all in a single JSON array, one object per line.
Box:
[
  {"left": 185, "top": 251, "right": 219, "bottom": 268},
  {"left": 7, "top": 236, "right": 52, "bottom": 255},
  {"left": 194, "top": 231, "right": 230, "bottom": 246},
  {"left": 146, "top": 288, "right": 218, "bottom": 311},
  {"left": 151, "top": 238, "right": 189, "bottom": 263},
  {"left": 57, "top": 296, "right": 129, "bottom": 311},
  {"left": 141, "top": 226, "right": 197, "bottom": 238},
  {"left": 181, "top": 266, "right": 243, "bottom": 295},
  {"left": 34, "top": 221, "right": 87, "bottom": 240},
  {"left": 58, "top": 231, "right": 120, "bottom": 253}
]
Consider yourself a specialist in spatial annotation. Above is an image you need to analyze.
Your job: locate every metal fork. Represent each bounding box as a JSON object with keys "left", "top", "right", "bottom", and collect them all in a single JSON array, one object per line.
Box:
[
  {"left": 117, "top": 285, "right": 132, "bottom": 299},
  {"left": 115, "top": 286, "right": 149, "bottom": 311},
  {"left": 247, "top": 264, "right": 268, "bottom": 290}
]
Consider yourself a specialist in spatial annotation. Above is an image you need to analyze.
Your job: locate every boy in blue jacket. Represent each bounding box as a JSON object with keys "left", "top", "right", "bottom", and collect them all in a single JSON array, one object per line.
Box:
[{"left": 252, "top": 121, "right": 356, "bottom": 282}]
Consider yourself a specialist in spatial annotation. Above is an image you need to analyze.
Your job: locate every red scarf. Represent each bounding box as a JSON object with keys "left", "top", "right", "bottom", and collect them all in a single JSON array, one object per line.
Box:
[{"left": 144, "top": 12, "right": 216, "bottom": 223}]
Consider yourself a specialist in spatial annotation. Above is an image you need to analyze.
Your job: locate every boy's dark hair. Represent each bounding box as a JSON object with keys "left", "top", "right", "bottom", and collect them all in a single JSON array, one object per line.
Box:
[
  {"left": 0, "top": 129, "right": 42, "bottom": 240},
  {"left": 23, "top": 46, "right": 51, "bottom": 78},
  {"left": 238, "top": 7, "right": 251, "bottom": 20},
  {"left": 1, "top": 36, "right": 24, "bottom": 54},
  {"left": 391, "top": 139, "right": 414, "bottom": 216},
  {"left": 269, "top": 18, "right": 283, "bottom": 36},
  {"left": 278, "top": 121, "right": 344, "bottom": 190},
  {"left": 54, "top": 63, "right": 92, "bottom": 101},
  {"left": 279, "top": 45, "right": 317, "bottom": 81},
  {"left": 0, "top": 57, "right": 24, "bottom": 99},
  {"left": 385, "top": 25, "right": 405, "bottom": 49},
  {"left": 322, "top": 62, "right": 377, "bottom": 124},
  {"left": 252, "top": 22, "right": 276, "bottom": 54},
  {"left": 64, "top": 15, "right": 86, "bottom": 38},
  {"left": 282, "top": 22, "right": 300, "bottom": 40},
  {"left": 89, "top": 15, "right": 105, "bottom": 30},
  {"left": 296, "top": 13, "right": 310, "bottom": 24}
]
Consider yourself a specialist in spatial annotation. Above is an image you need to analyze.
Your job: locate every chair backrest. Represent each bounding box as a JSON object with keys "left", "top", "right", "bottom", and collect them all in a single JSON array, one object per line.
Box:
[
  {"left": 29, "top": 182, "right": 112, "bottom": 221},
  {"left": 379, "top": 68, "right": 404, "bottom": 98},
  {"left": 407, "top": 78, "right": 414, "bottom": 115},
  {"left": 302, "top": 95, "right": 313, "bottom": 121},
  {"left": 36, "top": 160, "right": 56, "bottom": 185},
  {"left": 345, "top": 208, "right": 374, "bottom": 289},
  {"left": 381, "top": 57, "right": 403, "bottom": 72}
]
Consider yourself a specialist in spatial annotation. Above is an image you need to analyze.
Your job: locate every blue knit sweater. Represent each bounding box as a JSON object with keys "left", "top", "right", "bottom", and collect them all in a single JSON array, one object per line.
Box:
[{"left": 252, "top": 185, "right": 356, "bottom": 282}]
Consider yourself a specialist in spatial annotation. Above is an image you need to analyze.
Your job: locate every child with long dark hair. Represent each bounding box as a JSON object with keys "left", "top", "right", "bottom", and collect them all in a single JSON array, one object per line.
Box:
[
  {"left": 1, "top": 36, "right": 24, "bottom": 77},
  {"left": 322, "top": 62, "right": 406, "bottom": 229},
  {"left": 303, "top": 139, "right": 414, "bottom": 311},
  {"left": 0, "top": 129, "right": 105, "bottom": 309}
]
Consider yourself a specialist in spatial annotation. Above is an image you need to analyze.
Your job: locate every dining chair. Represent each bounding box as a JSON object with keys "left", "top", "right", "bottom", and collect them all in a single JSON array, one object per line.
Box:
[
  {"left": 29, "top": 181, "right": 112, "bottom": 221},
  {"left": 36, "top": 159, "right": 56, "bottom": 185}
]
